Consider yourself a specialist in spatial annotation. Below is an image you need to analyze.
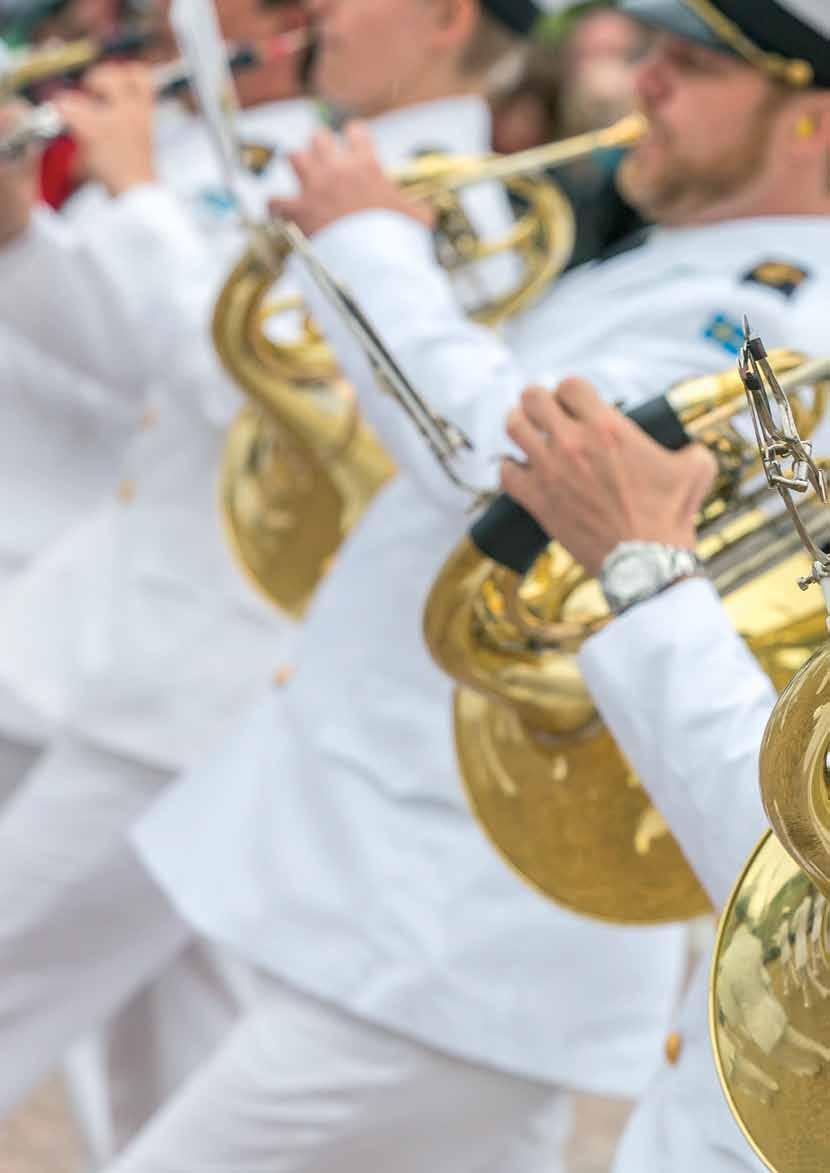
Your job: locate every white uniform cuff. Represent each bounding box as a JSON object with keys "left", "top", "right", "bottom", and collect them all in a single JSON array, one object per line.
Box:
[
  {"left": 311, "top": 210, "right": 437, "bottom": 279},
  {"left": 578, "top": 576, "right": 772, "bottom": 909},
  {"left": 579, "top": 577, "right": 727, "bottom": 690}
]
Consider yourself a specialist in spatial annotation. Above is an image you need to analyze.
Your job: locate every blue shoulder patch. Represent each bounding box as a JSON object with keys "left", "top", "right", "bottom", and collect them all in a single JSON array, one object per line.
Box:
[
  {"left": 702, "top": 313, "right": 744, "bottom": 356},
  {"left": 196, "top": 187, "right": 240, "bottom": 219}
]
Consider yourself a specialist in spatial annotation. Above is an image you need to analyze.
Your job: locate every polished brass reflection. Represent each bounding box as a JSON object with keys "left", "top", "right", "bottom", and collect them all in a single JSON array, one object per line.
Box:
[
  {"left": 214, "top": 115, "right": 646, "bottom": 616},
  {"left": 710, "top": 330, "right": 830, "bottom": 1172},
  {"left": 424, "top": 355, "right": 830, "bottom": 924},
  {"left": 712, "top": 644, "right": 830, "bottom": 1171}
]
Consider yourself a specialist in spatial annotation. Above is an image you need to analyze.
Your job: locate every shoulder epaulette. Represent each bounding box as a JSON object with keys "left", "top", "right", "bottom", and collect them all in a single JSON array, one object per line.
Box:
[{"left": 742, "top": 260, "right": 811, "bottom": 299}]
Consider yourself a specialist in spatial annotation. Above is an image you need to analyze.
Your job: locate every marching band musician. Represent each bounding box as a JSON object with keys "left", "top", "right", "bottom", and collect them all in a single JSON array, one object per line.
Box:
[
  {"left": 0, "top": 99, "right": 264, "bottom": 1164},
  {"left": 0, "top": 128, "right": 170, "bottom": 1165},
  {"left": 54, "top": 0, "right": 317, "bottom": 229},
  {"left": 489, "top": 3, "right": 830, "bottom": 1167},
  {"left": 0, "top": 0, "right": 576, "bottom": 1166}
]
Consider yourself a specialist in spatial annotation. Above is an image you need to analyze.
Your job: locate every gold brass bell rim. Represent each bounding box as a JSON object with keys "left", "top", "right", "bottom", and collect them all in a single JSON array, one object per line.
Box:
[
  {"left": 218, "top": 405, "right": 315, "bottom": 619},
  {"left": 454, "top": 687, "right": 712, "bottom": 925},
  {"left": 709, "top": 830, "right": 777, "bottom": 1173},
  {"left": 709, "top": 829, "right": 830, "bottom": 1173}
]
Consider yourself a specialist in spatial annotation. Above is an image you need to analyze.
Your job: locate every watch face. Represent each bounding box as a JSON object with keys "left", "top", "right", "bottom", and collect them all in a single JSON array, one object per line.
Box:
[{"left": 616, "top": 554, "right": 661, "bottom": 598}]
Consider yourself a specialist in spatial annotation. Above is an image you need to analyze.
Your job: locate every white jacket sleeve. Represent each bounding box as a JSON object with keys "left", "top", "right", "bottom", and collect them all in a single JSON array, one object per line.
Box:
[
  {"left": 290, "top": 210, "right": 530, "bottom": 510},
  {"left": 291, "top": 210, "right": 810, "bottom": 511},
  {"left": 578, "top": 578, "right": 774, "bottom": 910},
  {"left": 74, "top": 183, "right": 246, "bottom": 427},
  {"left": 0, "top": 197, "right": 243, "bottom": 427},
  {"left": 0, "top": 208, "right": 150, "bottom": 404}
]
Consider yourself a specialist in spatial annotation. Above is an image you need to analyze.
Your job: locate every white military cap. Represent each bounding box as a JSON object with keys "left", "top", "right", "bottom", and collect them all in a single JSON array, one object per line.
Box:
[{"left": 620, "top": 0, "right": 830, "bottom": 88}]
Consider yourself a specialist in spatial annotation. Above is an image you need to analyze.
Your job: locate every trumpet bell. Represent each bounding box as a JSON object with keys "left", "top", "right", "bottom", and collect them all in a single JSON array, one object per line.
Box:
[{"left": 711, "top": 830, "right": 830, "bottom": 1173}]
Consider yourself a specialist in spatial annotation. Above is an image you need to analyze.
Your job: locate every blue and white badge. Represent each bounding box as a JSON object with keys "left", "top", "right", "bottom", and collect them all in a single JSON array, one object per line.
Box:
[{"left": 703, "top": 313, "right": 745, "bottom": 356}]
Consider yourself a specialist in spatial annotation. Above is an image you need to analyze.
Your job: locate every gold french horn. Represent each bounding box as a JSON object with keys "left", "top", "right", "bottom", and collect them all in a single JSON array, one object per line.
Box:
[
  {"left": 424, "top": 351, "right": 830, "bottom": 925},
  {"left": 712, "top": 332, "right": 830, "bottom": 1173},
  {"left": 213, "top": 115, "right": 647, "bottom": 617}
]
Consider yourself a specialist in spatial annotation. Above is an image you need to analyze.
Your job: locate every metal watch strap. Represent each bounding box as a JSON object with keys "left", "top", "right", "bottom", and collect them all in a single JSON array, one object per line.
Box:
[{"left": 599, "top": 541, "right": 703, "bottom": 617}]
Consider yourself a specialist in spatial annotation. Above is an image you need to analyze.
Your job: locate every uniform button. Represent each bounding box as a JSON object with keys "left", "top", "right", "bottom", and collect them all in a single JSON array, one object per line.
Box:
[
  {"left": 665, "top": 1032, "right": 683, "bottom": 1066},
  {"left": 117, "top": 479, "right": 137, "bottom": 503},
  {"left": 273, "top": 665, "right": 295, "bottom": 687}
]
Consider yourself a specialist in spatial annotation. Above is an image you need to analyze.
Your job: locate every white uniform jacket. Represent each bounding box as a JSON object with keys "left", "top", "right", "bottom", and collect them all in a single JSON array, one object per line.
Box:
[
  {"left": 0, "top": 196, "right": 284, "bottom": 770},
  {"left": 0, "top": 96, "right": 521, "bottom": 774},
  {"left": 578, "top": 580, "right": 777, "bottom": 1172},
  {"left": 0, "top": 322, "right": 139, "bottom": 745},
  {"left": 135, "top": 203, "right": 830, "bottom": 1094}
]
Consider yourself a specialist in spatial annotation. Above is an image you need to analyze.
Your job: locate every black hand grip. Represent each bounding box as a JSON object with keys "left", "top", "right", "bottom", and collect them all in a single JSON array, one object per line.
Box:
[
  {"left": 470, "top": 495, "right": 551, "bottom": 575},
  {"left": 470, "top": 394, "right": 691, "bottom": 574},
  {"left": 626, "top": 394, "right": 690, "bottom": 452}
]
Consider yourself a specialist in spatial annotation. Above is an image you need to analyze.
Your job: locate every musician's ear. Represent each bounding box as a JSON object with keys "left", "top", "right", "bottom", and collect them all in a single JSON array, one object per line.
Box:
[{"left": 427, "top": 0, "right": 479, "bottom": 55}]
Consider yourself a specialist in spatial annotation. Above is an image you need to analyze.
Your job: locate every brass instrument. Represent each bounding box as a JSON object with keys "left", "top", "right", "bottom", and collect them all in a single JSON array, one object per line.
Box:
[
  {"left": 0, "top": 29, "right": 153, "bottom": 94},
  {"left": 214, "top": 113, "right": 647, "bottom": 617},
  {"left": 0, "top": 29, "right": 312, "bottom": 160},
  {"left": 712, "top": 332, "right": 830, "bottom": 1173},
  {"left": 423, "top": 351, "right": 830, "bottom": 925}
]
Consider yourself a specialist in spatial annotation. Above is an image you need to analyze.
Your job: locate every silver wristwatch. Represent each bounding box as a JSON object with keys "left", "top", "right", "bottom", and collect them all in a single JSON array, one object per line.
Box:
[{"left": 600, "top": 541, "right": 703, "bottom": 616}]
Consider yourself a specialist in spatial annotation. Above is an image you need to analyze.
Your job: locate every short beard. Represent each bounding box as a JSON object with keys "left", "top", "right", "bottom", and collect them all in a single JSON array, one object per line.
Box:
[{"left": 617, "top": 89, "right": 789, "bottom": 224}]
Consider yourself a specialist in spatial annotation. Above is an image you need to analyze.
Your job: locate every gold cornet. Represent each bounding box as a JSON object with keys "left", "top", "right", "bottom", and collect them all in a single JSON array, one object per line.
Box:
[
  {"left": 711, "top": 331, "right": 830, "bottom": 1173},
  {"left": 215, "top": 113, "right": 648, "bottom": 617},
  {"left": 423, "top": 349, "right": 830, "bottom": 925}
]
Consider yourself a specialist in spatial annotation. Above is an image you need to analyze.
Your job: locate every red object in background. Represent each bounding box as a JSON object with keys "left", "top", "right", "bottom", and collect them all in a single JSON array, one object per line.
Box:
[{"left": 40, "top": 135, "right": 80, "bottom": 209}]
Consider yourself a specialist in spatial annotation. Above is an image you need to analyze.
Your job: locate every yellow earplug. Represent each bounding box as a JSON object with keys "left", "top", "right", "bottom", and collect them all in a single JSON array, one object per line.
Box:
[{"left": 796, "top": 114, "right": 818, "bottom": 139}]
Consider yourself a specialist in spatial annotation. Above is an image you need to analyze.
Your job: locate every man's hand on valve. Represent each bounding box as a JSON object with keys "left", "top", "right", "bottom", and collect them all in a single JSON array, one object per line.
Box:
[
  {"left": 0, "top": 102, "right": 40, "bottom": 248},
  {"left": 55, "top": 63, "right": 156, "bottom": 197},
  {"left": 501, "top": 378, "right": 718, "bottom": 578},
  {"left": 269, "top": 122, "right": 435, "bottom": 236}
]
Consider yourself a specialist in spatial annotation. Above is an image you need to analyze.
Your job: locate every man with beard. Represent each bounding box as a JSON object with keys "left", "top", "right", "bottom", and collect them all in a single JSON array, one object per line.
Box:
[{"left": 447, "top": 3, "right": 830, "bottom": 1170}]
